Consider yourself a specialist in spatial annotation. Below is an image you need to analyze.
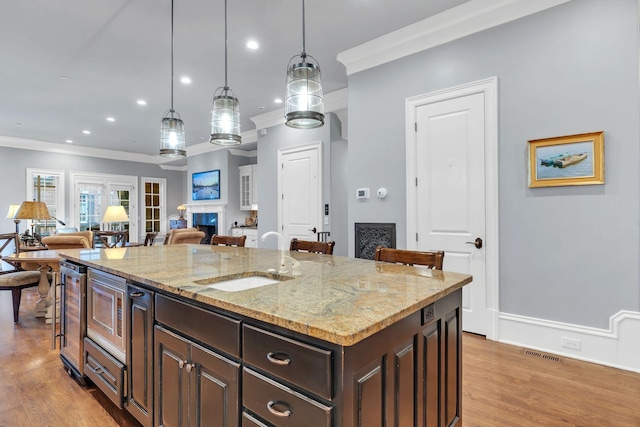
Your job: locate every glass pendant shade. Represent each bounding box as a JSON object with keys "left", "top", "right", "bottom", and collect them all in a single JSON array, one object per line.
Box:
[
  {"left": 285, "top": 57, "right": 324, "bottom": 129},
  {"left": 160, "top": 113, "right": 186, "bottom": 157},
  {"left": 210, "top": 88, "right": 241, "bottom": 146}
]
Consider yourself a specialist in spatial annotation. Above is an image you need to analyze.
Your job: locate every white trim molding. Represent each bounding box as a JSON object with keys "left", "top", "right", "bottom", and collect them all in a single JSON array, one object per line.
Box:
[
  {"left": 251, "top": 88, "right": 348, "bottom": 130},
  {"left": 337, "top": 0, "right": 572, "bottom": 76},
  {"left": 499, "top": 310, "right": 640, "bottom": 373}
]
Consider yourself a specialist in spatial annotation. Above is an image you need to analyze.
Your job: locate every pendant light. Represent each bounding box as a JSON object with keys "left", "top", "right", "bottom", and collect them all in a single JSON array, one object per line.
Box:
[
  {"left": 210, "top": 0, "right": 241, "bottom": 146},
  {"left": 160, "top": 0, "right": 186, "bottom": 158},
  {"left": 285, "top": 0, "right": 324, "bottom": 129}
]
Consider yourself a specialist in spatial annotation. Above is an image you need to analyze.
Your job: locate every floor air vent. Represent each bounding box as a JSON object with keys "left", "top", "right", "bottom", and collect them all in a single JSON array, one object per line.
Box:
[{"left": 523, "top": 350, "right": 562, "bottom": 362}]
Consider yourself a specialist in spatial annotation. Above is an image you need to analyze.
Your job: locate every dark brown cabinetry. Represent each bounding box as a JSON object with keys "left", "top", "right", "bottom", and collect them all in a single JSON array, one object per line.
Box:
[
  {"left": 341, "top": 290, "right": 462, "bottom": 427},
  {"left": 127, "top": 283, "right": 154, "bottom": 427},
  {"left": 155, "top": 295, "right": 241, "bottom": 427}
]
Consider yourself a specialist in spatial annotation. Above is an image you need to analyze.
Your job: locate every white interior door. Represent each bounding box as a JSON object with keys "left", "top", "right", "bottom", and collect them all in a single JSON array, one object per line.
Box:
[
  {"left": 278, "top": 143, "right": 322, "bottom": 250},
  {"left": 414, "top": 92, "right": 487, "bottom": 335}
]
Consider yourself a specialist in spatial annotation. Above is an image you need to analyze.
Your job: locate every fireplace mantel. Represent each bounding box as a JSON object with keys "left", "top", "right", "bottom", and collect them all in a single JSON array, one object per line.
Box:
[{"left": 184, "top": 203, "right": 226, "bottom": 233}]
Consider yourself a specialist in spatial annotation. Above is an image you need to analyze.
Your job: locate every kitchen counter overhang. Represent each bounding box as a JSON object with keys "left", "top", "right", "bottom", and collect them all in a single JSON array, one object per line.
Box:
[{"left": 58, "top": 245, "right": 472, "bottom": 346}]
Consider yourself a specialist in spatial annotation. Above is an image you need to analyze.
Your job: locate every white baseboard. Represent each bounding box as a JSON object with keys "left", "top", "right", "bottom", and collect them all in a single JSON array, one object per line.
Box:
[{"left": 497, "top": 310, "right": 640, "bottom": 373}]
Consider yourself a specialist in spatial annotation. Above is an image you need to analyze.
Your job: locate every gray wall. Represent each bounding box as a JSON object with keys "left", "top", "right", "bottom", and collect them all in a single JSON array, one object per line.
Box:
[
  {"left": 186, "top": 148, "right": 249, "bottom": 235},
  {"left": 0, "top": 146, "right": 184, "bottom": 236},
  {"left": 256, "top": 113, "right": 345, "bottom": 251},
  {"left": 347, "top": 0, "right": 639, "bottom": 328}
]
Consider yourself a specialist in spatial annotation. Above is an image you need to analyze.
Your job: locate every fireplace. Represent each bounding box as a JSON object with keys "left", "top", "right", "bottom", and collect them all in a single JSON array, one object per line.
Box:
[
  {"left": 355, "top": 223, "right": 396, "bottom": 260},
  {"left": 183, "top": 203, "right": 227, "bottom": 241},
  {"left": 193, "top": 213, "right": 217, "bottom": 244}
]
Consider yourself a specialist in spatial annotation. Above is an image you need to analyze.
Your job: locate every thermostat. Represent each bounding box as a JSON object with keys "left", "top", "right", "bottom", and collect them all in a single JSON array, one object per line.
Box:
[{"left": 356, "top": 188, "right": 370, "bottom": 199}]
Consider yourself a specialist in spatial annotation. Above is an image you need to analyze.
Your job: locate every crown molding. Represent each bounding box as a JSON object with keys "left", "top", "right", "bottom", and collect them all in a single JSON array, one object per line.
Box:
[
  {"left": 228, "top": 148, "right": 258, "bottom": 158},
  {"left": 0, "top": 128, "right": 259, "bottom": 165},
  {"left": 0, "top": 135, "right": 173, "bottom": 164},
  {"left": 186, "top": 129, "right": 258, "bottom": 157},
  {"left": 250, "top": 87, "right": 348, "bottom": 130},
  {"left": 337, "top": 0, "right": 572, "bottom": 76}
]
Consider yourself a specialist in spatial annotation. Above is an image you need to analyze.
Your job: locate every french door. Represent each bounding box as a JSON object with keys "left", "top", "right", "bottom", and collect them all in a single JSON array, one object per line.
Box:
[{"left": 70, "top": 172, "right": 138, "bottom": 242}]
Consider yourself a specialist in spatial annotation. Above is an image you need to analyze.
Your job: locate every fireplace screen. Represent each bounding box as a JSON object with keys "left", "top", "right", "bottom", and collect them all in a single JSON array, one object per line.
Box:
[{"left": 355, "top": 223, "right": 396, "bottom": 260}]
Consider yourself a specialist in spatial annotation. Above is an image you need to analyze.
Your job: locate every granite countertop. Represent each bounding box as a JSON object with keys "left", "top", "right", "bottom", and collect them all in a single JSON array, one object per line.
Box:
[{"left": 59, "top": 245, "right": 472, "bottom": 346}]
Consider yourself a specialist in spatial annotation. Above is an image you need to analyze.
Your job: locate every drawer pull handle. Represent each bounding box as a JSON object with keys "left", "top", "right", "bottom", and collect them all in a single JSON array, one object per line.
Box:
[
  {"left": 267, "top": 400, "right": 292, "bottom": 417},
  {"left": 91, "top": 365, "right": 104, "bottom": 375},
  {"left": 266, "top": 352, "right": 291, "bottom": 365},
  {"left": 129, "top": 291, "right": 144, "bottom": 297}
]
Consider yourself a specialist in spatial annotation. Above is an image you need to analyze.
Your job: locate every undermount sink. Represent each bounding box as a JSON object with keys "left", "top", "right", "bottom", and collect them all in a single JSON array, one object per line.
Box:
[{"left": 193, "top": 272, "right": 293, "bottom": 292}]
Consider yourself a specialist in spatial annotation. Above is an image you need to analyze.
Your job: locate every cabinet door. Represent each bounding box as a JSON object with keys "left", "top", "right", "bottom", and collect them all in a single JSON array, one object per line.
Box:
[
  {"left": 239, "top": 165, "right": 252, "bottom": 210},
  {"left": 189, "top": 341, "right": 241, "bottom": 427},
  {"left": 155, "top": 326, "right": 190, "bottom": 427},
  {"left": 127, "top": 284, "right": 154, "bottom": 427}
]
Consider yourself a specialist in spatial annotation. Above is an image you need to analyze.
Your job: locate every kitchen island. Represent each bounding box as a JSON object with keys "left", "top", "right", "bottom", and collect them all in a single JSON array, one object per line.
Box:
[{"left": 59, "top": 244, "right": 472, "bottom": 427}]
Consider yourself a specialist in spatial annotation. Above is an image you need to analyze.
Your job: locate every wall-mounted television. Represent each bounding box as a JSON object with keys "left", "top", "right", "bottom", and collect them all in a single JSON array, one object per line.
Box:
[{"left": 192, "top": 169, "right": 220, "bottom": 201}]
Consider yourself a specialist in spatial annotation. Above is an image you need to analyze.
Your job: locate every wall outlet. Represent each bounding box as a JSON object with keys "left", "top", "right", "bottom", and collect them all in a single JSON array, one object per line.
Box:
[{"left": 561, "top": 336, "right": 582, "bottom": 350}]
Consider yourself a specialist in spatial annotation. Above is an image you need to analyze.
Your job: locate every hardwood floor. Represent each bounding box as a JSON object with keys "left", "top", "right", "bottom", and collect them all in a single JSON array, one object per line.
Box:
[
  {"left": 1, "top": 288, "right": 638, "bottom": 426},
  {"left": 0, "top": 288, "right": 139, "bottom": 427},
  {"left": 462, "top": 333, "right": 640, "bottom": 426}
]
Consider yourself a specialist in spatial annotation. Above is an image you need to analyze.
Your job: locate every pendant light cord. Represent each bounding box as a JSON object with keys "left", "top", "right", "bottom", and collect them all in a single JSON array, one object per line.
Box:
[
  {"left": 170, "top": 0, "right": 175, "bottom": 114},
  {"left": 301, "top": 0, "right": 306, "bottom": 59},
  {"left": 224, "top": 0, "right": 228, "bottom": 91}
]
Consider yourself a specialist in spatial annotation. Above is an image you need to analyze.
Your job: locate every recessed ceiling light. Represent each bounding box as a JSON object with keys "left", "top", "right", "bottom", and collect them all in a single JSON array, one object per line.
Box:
[
  {"left": 246, "top": 40, "right": 259, "bottom": 50},
  {"left": 82, "top": 130, "right": 91, "bottom": 134},
  {"left": 106, "top": 117, "right": 115, "bottom": 122},
  {"left": 137, "top": 99, "right": 147, "bottom": 106},
  {"left": 65, "top": 139, "right": 73, "bottom": 143},
  {"left": 274, "top": 98, "right": 283, "bottom": 104},
  {"left": 258, "top": 106, "right": 265, "bottom": 111},
  {"left": 180, "top": 76, "right": 192, "bottom": 85},
  {"left": 60, "top": 76, "right": 69, "bottom": 80}
]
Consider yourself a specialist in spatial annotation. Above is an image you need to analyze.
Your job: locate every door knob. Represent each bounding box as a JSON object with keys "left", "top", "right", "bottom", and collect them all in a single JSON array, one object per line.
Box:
[
  {"left": 465, "top": 237, "right": 483, "bottom": 249},
  {"left": 308, "top": 227, "right": 317, "bottom": 234}
]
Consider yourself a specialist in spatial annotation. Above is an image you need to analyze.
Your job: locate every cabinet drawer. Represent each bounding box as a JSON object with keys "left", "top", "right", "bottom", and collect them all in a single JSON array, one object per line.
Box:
[
  {"left": 84, "top": 337, "right": 126, "bottom": 409},
  {"left": 156, "top": 294, "right": 241, "bottom": 358},
  {"left": 243, "top": 324, "right": 333, "bottom": 400},
  {"left": 243, "top": 368, "right": 332, "bottom": 427},
  {"left": 232, "top": 228, "right": 243, "bottom": 236},
  {"left": 242, "top": 412, "right": 272, "bottom": 427}
]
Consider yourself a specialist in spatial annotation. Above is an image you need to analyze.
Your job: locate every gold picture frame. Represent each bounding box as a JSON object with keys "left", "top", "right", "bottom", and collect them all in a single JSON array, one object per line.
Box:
[{"left": 528, "top": 131, "right": 604, "bottom": 188}]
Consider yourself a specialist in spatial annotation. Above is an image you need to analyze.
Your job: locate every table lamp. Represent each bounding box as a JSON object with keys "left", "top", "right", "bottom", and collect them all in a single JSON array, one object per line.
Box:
[
  {"left": 102, "top": 205, "right": 129, "bottom": 231},
  {"left": 177, "top": 205, "right": 186, "bottom": 219},
  {"left": 14, "top": 201, "right": 52, "bottom": 245},
  {"left": 5, "top": 204, "right": 21, "bottom": 234}
]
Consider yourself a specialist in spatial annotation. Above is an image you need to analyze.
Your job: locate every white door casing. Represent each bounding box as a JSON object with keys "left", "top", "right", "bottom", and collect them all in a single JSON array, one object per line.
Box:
[
  {"left": 278, "top": 143, "right": 323, "bottom": 250},
  {"left": 406, "top": 77, "right": 499, "bottom": 340}
]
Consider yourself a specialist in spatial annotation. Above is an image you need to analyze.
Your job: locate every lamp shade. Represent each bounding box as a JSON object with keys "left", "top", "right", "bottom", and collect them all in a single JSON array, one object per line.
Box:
[
  {"left": 5, "top": 204, "right": 20, "bottom": 219},
  {"left": 102, "top": 206, "right": 129, "bottom": 223},
  {"left": 14, "top": 201, "right": 52, "bottom": 220}
]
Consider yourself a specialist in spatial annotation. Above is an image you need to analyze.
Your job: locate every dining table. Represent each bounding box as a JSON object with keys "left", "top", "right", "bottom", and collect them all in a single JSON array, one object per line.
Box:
[{"left": 5, "top": 250, "right": 62, "bottom": 320}]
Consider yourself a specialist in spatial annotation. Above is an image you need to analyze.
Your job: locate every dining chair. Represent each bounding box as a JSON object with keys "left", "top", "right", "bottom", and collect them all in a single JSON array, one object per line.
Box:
[
  {"left": 373, "top": 246, "right": 445, "bottom": 269},
  {"left": 0, "top": 233, "right": 43, "bottom": 322},
  {"left": 144, "top": 232, "right": 158, "bottom": 246},
  {"left": 211, "top": 234, "right": 246, "bottom": 247},
  {"left": 289, "top": 238, "right": 335, "bottom": 255}
]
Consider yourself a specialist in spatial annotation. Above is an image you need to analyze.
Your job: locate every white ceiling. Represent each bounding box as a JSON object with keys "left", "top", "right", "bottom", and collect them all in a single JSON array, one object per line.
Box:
[{"left": 0, "top": 0, "right": 472, "bottom": 164}]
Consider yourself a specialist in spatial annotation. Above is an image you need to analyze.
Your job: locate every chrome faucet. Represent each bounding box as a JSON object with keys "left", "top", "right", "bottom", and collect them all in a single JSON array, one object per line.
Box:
[{"left": 261, "top": 231, "right": 287, "bottom": 273}]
